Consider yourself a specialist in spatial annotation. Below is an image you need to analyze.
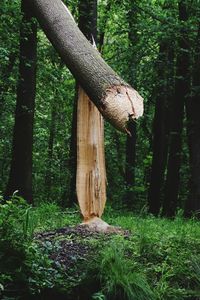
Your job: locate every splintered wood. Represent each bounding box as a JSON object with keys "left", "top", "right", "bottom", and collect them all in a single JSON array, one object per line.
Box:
[{"left": 76, "top": 87, "right": 106, "bottom": 222}]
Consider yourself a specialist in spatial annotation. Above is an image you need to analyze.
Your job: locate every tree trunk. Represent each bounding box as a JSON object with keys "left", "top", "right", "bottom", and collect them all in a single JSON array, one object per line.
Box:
[
  {"left": 5, "top": 0, "right": 37, "bottom": 203},
  {"left": 44, "top": 98, "right": 57, "bottom": 201},
  {"left": 124, "top": 1, "right": 138, "bottom": 207},
  {"left": 29, "top": 0, "right": 143, "bottom": 132},
  {"left": 68, "top": 87, "right": 78, "bottom": 206},
  {"left": 70, "top": 0, "right": 106, "bottom": 222},
  {"left": 148, "top": 41, "right": 173, "bottom": 215},
  {"left": 163, "top": 1, "right": 189, "bottom": 217},
  {"left": 185, "top": 24, "right": 200, "bottom": 217},
  {"left": 76, "top": 87, "right": 106, "bottom": 220}
]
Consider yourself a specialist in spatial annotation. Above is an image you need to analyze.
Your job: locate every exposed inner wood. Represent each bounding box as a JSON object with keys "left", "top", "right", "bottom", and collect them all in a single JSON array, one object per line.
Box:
[
  {"left": 76, "top": 87, "right": 106, "bottom": 221},
  {"left": 102, "top": 85, "right": 144, "bottom": 133},
  {"left": 79, "top": 216, "right": 127, "bottom": 234}
]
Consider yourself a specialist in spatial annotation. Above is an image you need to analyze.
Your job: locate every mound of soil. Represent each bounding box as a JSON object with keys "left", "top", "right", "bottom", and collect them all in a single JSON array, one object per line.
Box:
[{"left": 35, "top": 224, "right": 129, "bottom": 270}]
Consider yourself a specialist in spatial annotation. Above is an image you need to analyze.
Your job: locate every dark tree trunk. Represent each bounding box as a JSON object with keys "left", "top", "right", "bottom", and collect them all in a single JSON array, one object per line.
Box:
[
  {"left": 68, "top": 88, "right": 78, "bottom": 206},
  {"left": 163, "top": 1, "right": 189, "bottom": 217},
  {"left": 78, "top": 0, "right": 97, "bottom": 42},
  {"left": 28, "top": 0, "right": 143, "bottom": 133},
  {"left": 148, "top": 41, "right": 173, "bottom": 215},
  {"left": 124, "top": 1, "right": 138, "bottom": 207},
  {"left": 5, "top": 0, "right": 37, "bottom": 203},
  {"left": 125, "top": 122, "right": 136, "bottom": 206},
  {"left": 185, "top": 24, "right": 200, "bottom": 217}
]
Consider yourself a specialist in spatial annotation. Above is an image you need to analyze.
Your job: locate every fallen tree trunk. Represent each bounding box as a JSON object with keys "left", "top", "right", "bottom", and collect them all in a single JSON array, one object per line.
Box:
[{"left": 29, "top": 0, "right": 143, "bottom": 132}]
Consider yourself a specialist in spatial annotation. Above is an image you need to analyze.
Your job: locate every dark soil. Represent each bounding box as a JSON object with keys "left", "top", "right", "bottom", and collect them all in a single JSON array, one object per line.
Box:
[{"left": 35, "top": 225, "right": 129, "bottom": 270}]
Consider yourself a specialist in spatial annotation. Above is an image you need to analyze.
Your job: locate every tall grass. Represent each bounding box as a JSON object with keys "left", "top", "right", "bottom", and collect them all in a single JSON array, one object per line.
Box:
[{"left": 97, "top": 238, "right": 156, "bottom": 300}]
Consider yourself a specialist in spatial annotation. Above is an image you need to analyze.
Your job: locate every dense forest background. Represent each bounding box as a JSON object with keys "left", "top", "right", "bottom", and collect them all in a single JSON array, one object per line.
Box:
[
  {"left": 1, "top": 0, "right": 200, "bottom": 217},
  {"left": 0, "top": 1, "right": 200, "bottom": 300}
]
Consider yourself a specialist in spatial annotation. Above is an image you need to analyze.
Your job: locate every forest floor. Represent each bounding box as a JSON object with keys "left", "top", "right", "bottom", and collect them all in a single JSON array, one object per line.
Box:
[{"left": 0, "top": 200, "right": 200, "bottom": 300}]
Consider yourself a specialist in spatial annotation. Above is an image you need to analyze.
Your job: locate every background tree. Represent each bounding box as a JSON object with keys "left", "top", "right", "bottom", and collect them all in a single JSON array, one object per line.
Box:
[
  {"left": 163, "top": 0, "right": 190, "bottom": 217},
  {"left": 123, "top": 0, "right": 139, "bottom": 208},
  {"left": 185, "top": 22, "right": 200, "bottom": 216},
  {"left": 5, "top": 0, "right": 37, "bottom": 203}
]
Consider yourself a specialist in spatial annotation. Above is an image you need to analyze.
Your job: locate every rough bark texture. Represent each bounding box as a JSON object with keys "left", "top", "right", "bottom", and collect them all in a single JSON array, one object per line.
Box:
[
  {"left": 5, "top": 0, "right": 37, "bottom": 203},
  {"left": 163, "top": 1, "right": 189, "bottom": 217},
  {"left": 29, "top": 0, "right": 143, "bottom": 132},
  {"left": 76, "top": 87, "right": 106, "bottom": 221},
  {"left": 185, "top": 24, "right": 200, "bottom": 217}
]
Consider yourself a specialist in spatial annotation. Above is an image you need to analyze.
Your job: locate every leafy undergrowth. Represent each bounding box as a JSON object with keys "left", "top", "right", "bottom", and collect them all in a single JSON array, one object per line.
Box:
[{"left": 0, "top": 196, "right": 200, "bottom": 300}]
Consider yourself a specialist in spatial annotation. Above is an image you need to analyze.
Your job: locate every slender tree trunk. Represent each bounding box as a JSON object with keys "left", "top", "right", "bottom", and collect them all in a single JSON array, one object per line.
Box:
[
  {"left": 44, "top": 98, "right": 57, "bottom": 201},
  {"left": 5, "top": 0, "right": 37, "bottom": 203},
  {"left": 125, "top": 122, "right": 136, "bottom": 206},
  {"left": 163, "top": 1, "right": 189, "bottom": 217},
  {"left": 68, "top": 87, "right": 78, "bottom": 206},
  {"left": 185, "top": 24, "right": 200, "bottom": 217},
  {"left": 148, "top": 42, "right": 172, "bottom": 215},
  {"left": 29, "top": 0, "right": 143, "bottom": 132},
  {"left": 124, "top": 1, "right": 138, "bottom": 207}
]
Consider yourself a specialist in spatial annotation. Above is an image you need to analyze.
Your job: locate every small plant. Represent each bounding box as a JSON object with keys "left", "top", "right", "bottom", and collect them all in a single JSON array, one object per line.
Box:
[{"left": 23, "top": 207, "right": 38, "bottom": 240}]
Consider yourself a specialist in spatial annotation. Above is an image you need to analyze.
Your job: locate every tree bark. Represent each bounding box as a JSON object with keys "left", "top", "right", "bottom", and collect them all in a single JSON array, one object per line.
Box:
[
  {"left": 185, "top": 24, "right": 200, "bottom": 217},
  {"left": 5, "top": 0, "right": 37, "bottom": 203},
  {"left": 163, "top": 1, "right": 189, "bottom": 217},
  {"left": 28, "top": 0, "right": 143, "bottom": 132}
]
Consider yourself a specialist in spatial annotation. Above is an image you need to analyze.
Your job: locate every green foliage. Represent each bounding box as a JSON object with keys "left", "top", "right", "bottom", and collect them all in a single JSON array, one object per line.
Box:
[
  {"left": 1, "top": 0, "right": 200, "bottom": 297},
  {"left": 104, "top": 211, "right": 200, "bottom": 299},
  {"left": 0, "top": 201, "right": 200, "bottom": 299},
  {"left": 96, "top": 238, "right": 155, "bottom": 300},
  {"left": 0, "top": 196, "right": 71, "bottom": 299}
]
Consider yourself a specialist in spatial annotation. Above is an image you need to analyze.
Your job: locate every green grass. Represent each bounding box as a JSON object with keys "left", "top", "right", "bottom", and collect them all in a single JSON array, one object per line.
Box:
[{"left": 0, "top": 198, "right": 200, "bottom": 299}]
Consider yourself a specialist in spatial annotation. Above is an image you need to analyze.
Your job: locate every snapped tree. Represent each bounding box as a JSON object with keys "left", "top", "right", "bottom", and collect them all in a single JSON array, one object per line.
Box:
[{"left": 29, "top": 0, "right": 143, "bottom": 226}]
